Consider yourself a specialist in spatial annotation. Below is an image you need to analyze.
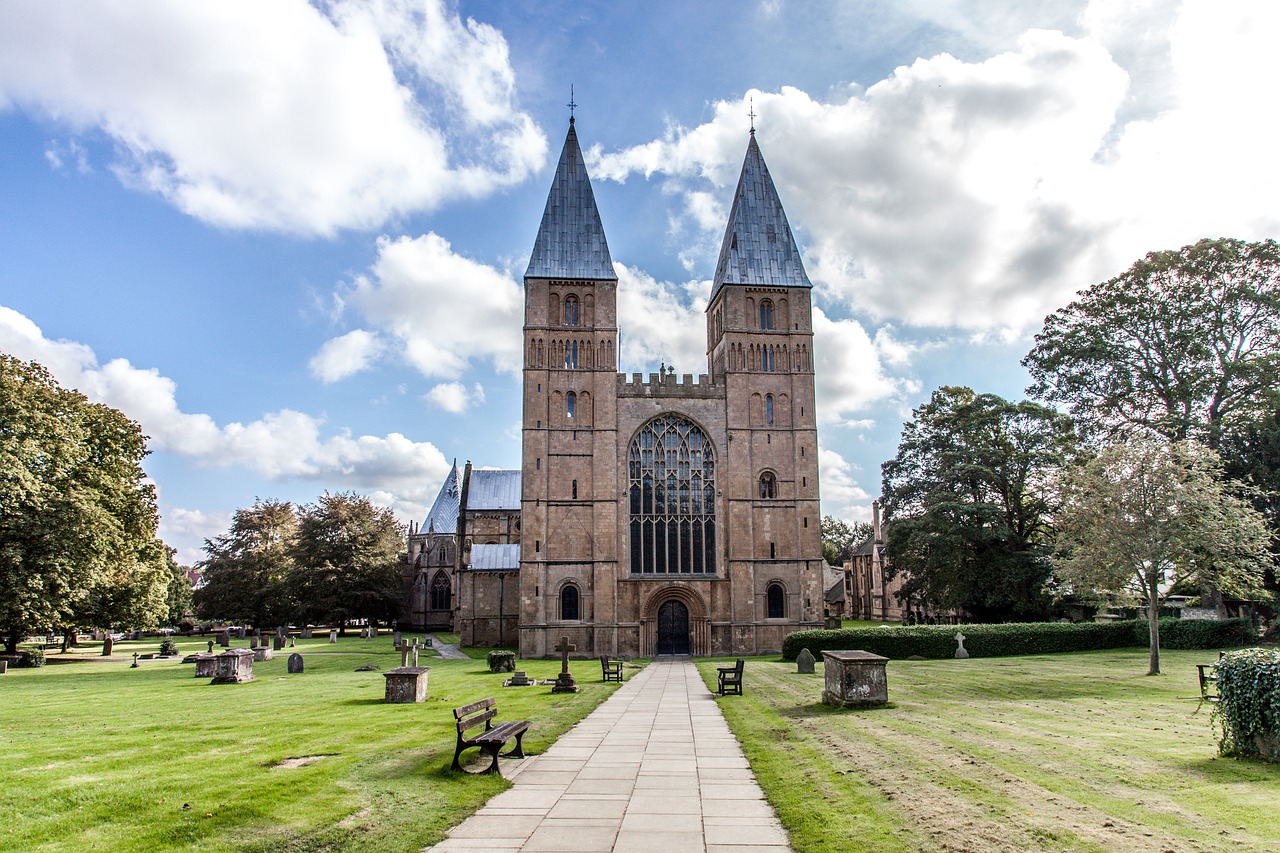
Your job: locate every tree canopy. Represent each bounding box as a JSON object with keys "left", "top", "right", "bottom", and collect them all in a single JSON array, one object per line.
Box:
[
  {"left": 0, "top": 355, "right": 170, "bottom": 651},
  {"left": 821, "top": 515, "right": 873, "bottom": 566},
  {"left": 1053, "top": 438, "right": 1274, "bottom": 675},
  {"left": 1024, "top": 238, "right": 1280, "bottom": 449},
  {"left": 881, "top": 387, "right": 1075, "bottom": 621},
  {"left": 193, "top": 499, "right": 300, "bottom": 627}
]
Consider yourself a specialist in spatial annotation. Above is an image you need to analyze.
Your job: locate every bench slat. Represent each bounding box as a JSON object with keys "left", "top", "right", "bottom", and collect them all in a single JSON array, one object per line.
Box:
[
  {"left": 457, "top": 707, "right": 497, "bottom": 734},
  {"left": 454, "top": 697, "right": 496, "bottom": 719}
]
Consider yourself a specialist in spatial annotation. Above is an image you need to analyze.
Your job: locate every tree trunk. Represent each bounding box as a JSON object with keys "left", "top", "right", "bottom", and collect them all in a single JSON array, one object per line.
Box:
[
  {"left": 4, "top": 628, "right": 19, "bottom": 654},
  {"left": 1147, "top": 579, "right": 1162, "bottom": 676}
]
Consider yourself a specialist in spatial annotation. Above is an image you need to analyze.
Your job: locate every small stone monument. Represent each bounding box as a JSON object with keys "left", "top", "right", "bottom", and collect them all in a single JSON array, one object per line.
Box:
[
  {"left": 289, "top": 636, "right": 296, "bottom": 648},
  {"left": 237, "top": 626, "right": 246, "bottom": 640},
  {"left": 131, "top": 652, "right": 139, "bottom": 668},
  {"left": 383, "top": 666, "right": 429, "bottom": 703},
  {"left": 410, "top": 639, "right": 420, "bottom": 667},
  {"left": 102, "top": 636, "right": 114, "bottom": 656},
  {"left": 218, "top": 631, "right": 230, "bottom": 647},
  {"left": 207, "top": 639, "right": 215, "bottom": 654},
  {"left": 211, "top": 648, "right": 255, "bottom": 684},
  {"left": 551, "top": 636, "right": 579, "bottom": 693},
  {"left": 506, "top": 671, "right": 531, "bottom": 687},
  {"left": 954, "top": 632, "right": 970, "bottom": 660},
  {"left": 301, "top": 626, "right": 313, "bottom": 639},
  {"left": 253, "top": 646, "right": 273, "bottom": 662},
  {"left": 193, "top": 653, "right": 218, "bottom": 678},
  {"left": 250, "top": 636, "right": 259, "bottom": 650},
  {"left": 369, "top": 624, "right": 378, "bottom": 638},
  {"left": 796, "top": 648, "right": 816, "bottom": 674},
  {"left": 0, "top": 660, "right": 7, "bottom": 675},
  {"left": 287, "top": 653, "right": 304, "bottom": 674},
  {"left": 487, "top": 650, "right": 516, "bottom": 673},
  {"left": 821, "top": 649, "right": 889, "bottom": 708},
  {"left": 329, "top": 629, "right": 338, "bottom": 644},
  {"left": 393, "top": 631, "right": 401, "bottom": 648}
]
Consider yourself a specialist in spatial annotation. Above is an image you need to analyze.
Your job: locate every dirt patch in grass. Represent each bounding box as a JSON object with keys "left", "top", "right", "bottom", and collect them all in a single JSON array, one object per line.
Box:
[{"left": 272, "top": 755, "right": 337, "bottom": 769}]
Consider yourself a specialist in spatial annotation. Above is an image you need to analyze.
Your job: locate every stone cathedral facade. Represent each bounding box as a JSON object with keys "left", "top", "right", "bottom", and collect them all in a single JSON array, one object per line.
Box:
[{"left": 403, "top": 118, "right": 824, "bottom": 657}]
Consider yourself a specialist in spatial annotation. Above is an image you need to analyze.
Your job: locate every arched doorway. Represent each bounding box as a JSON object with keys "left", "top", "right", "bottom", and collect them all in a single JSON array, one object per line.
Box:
[{"left": 656, "top": 600, "right": 690, "bottom": 655}]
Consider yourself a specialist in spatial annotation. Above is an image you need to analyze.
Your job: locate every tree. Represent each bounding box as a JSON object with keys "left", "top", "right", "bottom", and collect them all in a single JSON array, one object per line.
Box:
[
  {"left": 163, "top": 546, "right": 194, "bottom": 627},
  {"left": 1053, "top": 438, "right": 1274, "bottom": 675},
  {"left": 881, "top": 387, "right": 1075, "bottom": 621},
  {"left": 1024, "top": 238, "right": 1280, "bottom": 450},
  {"left": 193, "top": 500, "right": 299, "bottom": 627},
  {"left": 821, "top": 515, "right": 873, "bottom": 566},
  {"left": 0, "top": 356, "right": 169, "bottom": 652},
  {"left": 290, "top": 492, "right": 405, "bottom": 628}
]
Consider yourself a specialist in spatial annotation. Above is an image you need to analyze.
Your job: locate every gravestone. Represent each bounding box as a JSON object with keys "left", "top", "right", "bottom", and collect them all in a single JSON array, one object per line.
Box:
[
  {"left": 796, "top": 648, "right": 816, "bottom": 674},
  {"left": 273, "top": 634, "right": 285, "bottom": 651},
  {"left": 193, "top": 653, "right": 218, "bottom": 678},
  {"left": 369, "top": 624, "right": 378, "bottom": 638},
  {"left": 301, "top": 626, "right": 313, "bottom": 639},
  {"left": 487, "top": 650, "right": 516, "bottom": 673},
  {"left": 218, "top": 631, "right": 230, "bottom": 647},
  {"left": 211, "top": 648, "right": 255, "bottom": 684},
  {"left": 551, "top": 636, "right": 580, "bottom": 693},
  {"left": 207, "top": 640, "right": 215, "bottom": 654},
  {"left": 507, "top": 671, "right": 530, "bottom": 687},
  {"left": 410, "top": 639, "right": 420, "bottom": 667},
  {"left": 393, "top": 631, "right": 401, "bottom": 648},
  {"left": 383, "top": 666, "right": 429, "bottom": 703},
  {"left": 237, "top": 627, "right": 246, "bottom": 640},
  {"left": 289, "top": 636, "right": 295, "bottom": 648},
  {"left": 287, "top": 653, "right": 304, "bottom": 674},
  {"left": 131, "top": 652, "right": 140, "bottom": 668},
  {"left": 250, "top": 636, "right": 259, "bottom": 650},
  {"left": 821, "top": 650, "right": 889, "bottom": 708},
  {"left": 329, "top": 629, "right": 338, "bottom": 644},
  {"left": 399, "top": 647, "right": 411, "bottom": 668},
  {"left": 253, "top": 647, "right": 273, "bottom": 662},
  {"left": 954, "top": 632, "right": 970, "bottom": 660},
  {"left": 0, "top": 660, "right": 7, "bottom": 675},
  {"left": 102, "top": 636, "right": 114, "bottom": 656}
]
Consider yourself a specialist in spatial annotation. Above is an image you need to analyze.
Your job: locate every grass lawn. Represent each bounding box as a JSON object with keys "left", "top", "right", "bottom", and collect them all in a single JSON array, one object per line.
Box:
[
  {"left": 0, "top": 635, "right": 628, "bottom": 852},
  {"left": 698, "top": 648, "right": 1280, "bottom": 853}
]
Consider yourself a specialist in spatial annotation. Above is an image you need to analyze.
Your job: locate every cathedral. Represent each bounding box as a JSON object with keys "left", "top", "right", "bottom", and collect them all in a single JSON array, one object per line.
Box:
[{"left": 403, "top": 116, "right": 824, "bottom": 657}]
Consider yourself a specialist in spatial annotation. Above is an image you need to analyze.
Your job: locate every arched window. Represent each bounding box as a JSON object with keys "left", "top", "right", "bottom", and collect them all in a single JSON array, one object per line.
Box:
[
  {"left": 567, "top": 391, "right": 576, "bottom": 419},
  {"left": 437, "top": 544, "right": 447, "bottom": 563},
  {"left": 571, "top": 479, "right": 578, "bottom": 499},
  {"left": 759, "top": 472, "right": 777, "bottom": 499},
  {"left": 560, "top": 584, "right": 580, "bottom": 621},
  {"left": 765, "top": 394, "right": 774, "bottom": 426},
  {"left": 767, "top": 583, "right": 785, "bottom": 618},
  {"left": 628, "top": 415, "right": 716, "bottom": 575},
  {"left": 429, "top": 571, "right": 451, "bottom": 611},
  {"left": 564, "top": 295, "right": 579, "bottom": 326},
  {"left": 761, "top": 345, "right": 775, "bottom": 372},
  {"left": 760, "top": 300, "right": 774, "bottom": 330}
]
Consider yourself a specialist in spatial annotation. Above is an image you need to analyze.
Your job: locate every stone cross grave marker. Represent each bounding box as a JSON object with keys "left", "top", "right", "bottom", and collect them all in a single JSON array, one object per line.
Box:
[
  {"left": 410, "top": 639, "right": 419, "bottom": 667},
  {"left": 954, "top": 632, "right": 969, "bottom": 659},
  {"left": 207, "top": 639, "right": 215, "bottom": 654},
  {"left": 796, "top": 648, "right": 816, "bottom": 674},
  {"left": 551, "top": 636, "right": 579, "bottom": 693}
]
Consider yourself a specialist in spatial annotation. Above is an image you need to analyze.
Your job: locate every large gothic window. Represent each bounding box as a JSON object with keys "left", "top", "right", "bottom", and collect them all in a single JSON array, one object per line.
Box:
[
  {"left": 628, "top": 415, "right": 716, "bottom": 574},
  {"left": 429, "top": 571, "right": 451, "bottom": 611}
]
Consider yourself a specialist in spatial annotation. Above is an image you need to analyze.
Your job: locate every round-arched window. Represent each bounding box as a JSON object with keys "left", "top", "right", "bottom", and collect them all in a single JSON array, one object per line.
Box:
[
  {"left": 766, "top": 582, "right": 785, "bottom": 618},
  {"left": 628, "top": 415, "right": 716, "bottom": 574},
  {"left": 560, "top": 584, "right": 580, "bottom": 621}
]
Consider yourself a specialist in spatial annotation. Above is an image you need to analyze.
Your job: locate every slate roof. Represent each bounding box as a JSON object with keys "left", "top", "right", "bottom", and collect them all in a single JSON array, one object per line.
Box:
[
  {"left": 422, "top": 461, "right": 463, "bottom": 534},
  {"left": 467, "top": 470, "right": 521, "bottom": 511},
  {"left": 709, "top": 133, "right": 812, "bottom": 302},
  {"left": 469, "top": 543, "right": 521, "bottom": 571},
  {"left": 525, "top": 121, "right": 616, "bottom": 281},
  {"left": 825, "top": 579, "right": 846, "bottom": 604}
]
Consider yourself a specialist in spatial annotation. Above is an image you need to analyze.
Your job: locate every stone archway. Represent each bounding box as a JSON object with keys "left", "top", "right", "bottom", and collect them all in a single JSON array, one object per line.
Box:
[
  {"left": 656, "top": 600, "right": 689, "bottom": 655},
  {"left": 640, "top": 586, "right": 709, "bottom": 656}
]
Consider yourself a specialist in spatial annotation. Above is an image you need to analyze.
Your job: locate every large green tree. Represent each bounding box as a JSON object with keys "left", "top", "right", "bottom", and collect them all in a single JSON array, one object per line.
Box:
[
  {"left": 193, "top": 499, "right": 299, "bottom": 627},
  {"left": 1024, "top": 238, "right": 1280, "bottom": 450},
  {"left": 290, "top": 492, "right": 405, "bottom": 628},
  {"left": 163, "top": 546, "right": 194, "bottom": 626},
  {"left": 0, "top": 356, "right": 170, "bottom": 651},
  {"left": 821, "top": 515, "right": 873, "bottom": 566},
  {"left": 1053, "top": 438, "right": 1274, "bottom": 675},
  {"left": 881, "top": 387, "right": 1075, "bottom": 621}
]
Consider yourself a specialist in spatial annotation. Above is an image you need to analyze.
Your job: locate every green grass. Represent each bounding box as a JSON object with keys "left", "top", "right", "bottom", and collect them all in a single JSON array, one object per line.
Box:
[
  {"left": 0, "top": 635, "right": 628, "bottom": 852},
  {"left": 698, "top": 648, "right": 1280, "bottom": 853},
  {"left": 841, "top": 618, "right": 896, "bottom": 629}
]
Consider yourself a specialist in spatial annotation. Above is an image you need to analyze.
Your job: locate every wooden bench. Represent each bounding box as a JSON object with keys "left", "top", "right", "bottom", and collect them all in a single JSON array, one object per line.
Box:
[
  {"left": 451, "top": 697, "right": 530, "bottom": 775},
  {"left": 718, "top": 658, "right": 744, "bottom": 695},
  {"left": 600, "top": 655, "right": 623, "bottom": 683}
]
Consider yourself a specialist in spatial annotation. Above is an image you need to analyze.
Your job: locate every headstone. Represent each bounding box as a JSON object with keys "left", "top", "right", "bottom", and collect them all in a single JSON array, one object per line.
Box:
[
  {"left": 237, "top": 626, "right": 246, "bottom": 640},
  {"left": 551, "top": 636, "right": 579, "bottom": 693},
  {"left": 250, "top": 637, "right": 259, "bottom": 650},
  {"left": 507, "top": 671, "right": 530, "bottom": 687},
  {"left": 383, "top": 666, "right": 429, "bottom": 703},
  {"left": 193, "top": 653, "right": 218, "bottom": 678},
  {"left": 0, "top": 660, "right": 7, "bottom": 675},
  {"left": 207, "top": 639, "right": 215, "bottom": 654},
  {"left": 411, "top": 640, "right": 420, "bottom": 667},
  {"left": 289, "top": 636, "right": 296, "bottom": 648},
  {"left": 131, "top": 652, "right": 140, "bottom": 668},
  {"left": 211, "top": 648, "right": 255, "bottom": 683},
  {"left": 252, "top": 647, "right": 273, "bottom": 662},
  {"left": 301, "top": 626, "right": 313, "bottom": 639},
  {"left": 954, "top": 632, "right": 970, "bottom": 660},
  {"left": 393, "top": 631, "right": 401, "bottom": 648},
  {"left": 272, "top": 634, "right": 285, "bottom": 651},
  {"left": 821, "top": 650, "right": 889, "bottom": 708},
  {"left": 362, "top": 626, "right": 372, "bottom": 642},
  {"left": 102, "top": 636, "right": 114, "bottom": 657},
  {"left": 796, "top": 648, "right": 816, "bottom": 674},
  {"left": 287, "top": 653, "right": 304, "bottom": 674},
  {"left": 329, "top": 629, "right": 338, "bottom": 644},
  {"left": 370, "top": 624, "right": 378, "bottom": 638},
  {"left": 400, "top": 648, "right": 411, "bottom": 667}
]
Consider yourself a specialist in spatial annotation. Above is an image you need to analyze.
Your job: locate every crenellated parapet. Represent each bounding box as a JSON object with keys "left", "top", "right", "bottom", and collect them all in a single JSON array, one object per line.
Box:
[{"left": 617, "top": 371, "right": 723, "bottom": 399}]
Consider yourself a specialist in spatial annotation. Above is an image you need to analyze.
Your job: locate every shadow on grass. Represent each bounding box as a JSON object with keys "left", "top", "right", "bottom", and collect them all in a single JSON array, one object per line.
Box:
[{"left": 338, "top": 697, "right": 386, "bottom": 706}]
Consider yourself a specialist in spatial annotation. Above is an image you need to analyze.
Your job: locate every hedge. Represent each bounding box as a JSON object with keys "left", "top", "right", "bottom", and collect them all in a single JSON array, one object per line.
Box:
[
  {"left": 781, "top": 618, "right": 1255, "bottom": 662},
  {"left": 1213, "top": 648, "right": 1280, "bottom": 762}
]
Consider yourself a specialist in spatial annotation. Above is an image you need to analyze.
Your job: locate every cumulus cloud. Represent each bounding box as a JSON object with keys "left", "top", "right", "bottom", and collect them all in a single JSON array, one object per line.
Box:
[
  {"left": 589, "top": 0, "right": 1280, "bottom": 335},
  {"left": 818, "top": 448, "right": 876, "bottom": 524},
  {"left": 425, "top": 381, "right": 485, "bottom": 413},
  {"left": 614, "top": 263, "right": 708, "bottom": 374},
  {"left": 0, "top": 304, "right": 452, "bottom": 494},
  {"left": 309, "top": 329, "right": 384, "bottom": 383},
  {"left": 0, "top": 0, "right": 544, "bottom": 234}
]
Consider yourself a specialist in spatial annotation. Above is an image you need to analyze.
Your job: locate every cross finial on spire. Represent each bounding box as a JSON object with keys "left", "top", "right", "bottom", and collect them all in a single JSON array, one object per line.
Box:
[
  {"left": 748, "top": 95, "right": 756, "bottom": 135},
  {"left": 568, "top": 85, "right": 577, "bottom": 124}
]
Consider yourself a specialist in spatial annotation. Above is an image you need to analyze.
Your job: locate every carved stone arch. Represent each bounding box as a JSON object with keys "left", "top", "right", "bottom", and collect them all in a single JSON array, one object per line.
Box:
[
  {"left": 639, "top": 585, "right": 710, "bottom": 656},
  {"left": 779, "top": 297, "right": 789, "bottom": 329},
  {"left": 777, "top": 393, "right": 791, "bottom": 426},
  {"left": 749, "top": 392, "right": 763, "bottom": 426},
  {"left": 549, "top": 292, "right": 561, "bottom": 325},
  {"left": 765, "top": 578, "right": 787, "bottom": 619},
  {"left": 746, "top": 296, "right": 755, "bottom": 323},
  {"left": 578, "top": 390, "right": 593, "bottom": 425},
  {"left": 584, "top": 292, "right": 595, "bottom": 325},
  {"left": 557, "top": 578, "right": 583, "bottom": 621}
]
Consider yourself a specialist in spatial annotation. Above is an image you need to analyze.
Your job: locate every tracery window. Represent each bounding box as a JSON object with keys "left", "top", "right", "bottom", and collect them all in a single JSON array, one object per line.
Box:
[
  {"left": 564, "top": 295, "right": 579, "bottom": 326},
  {"left": 628, "top": 415, "right": 716, "bottom": 574},
  {"left": 759, "top": 472, "right": 777, "bottom": 499},
  {"left": 429, "top": 571, "right": 451, "bottom": 611},
  {"left": 560, "top": 584, "right": 580, "bottom": 620}
]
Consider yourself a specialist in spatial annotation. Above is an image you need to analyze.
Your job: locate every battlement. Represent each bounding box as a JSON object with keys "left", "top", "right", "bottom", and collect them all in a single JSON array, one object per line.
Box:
[{"left": 617, "top": 371, "right": 723, "bottom": 399}]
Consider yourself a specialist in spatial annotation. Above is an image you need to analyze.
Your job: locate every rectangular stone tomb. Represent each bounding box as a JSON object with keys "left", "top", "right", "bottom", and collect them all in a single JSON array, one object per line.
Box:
[
  {"left": 383, "top": 666, "right": 430, "bottom": 703},
  {"left": 192, "top": 653, "right": 218, "bottom": 678},
  {"left": 821, "top": 650, "right": 889, "bottom": 708},
  {"left": 253, "top": 647, "right": 273, "bottom": 662},
  {"left": 211, "top": 649, "right": 255, "bottom": 684}
]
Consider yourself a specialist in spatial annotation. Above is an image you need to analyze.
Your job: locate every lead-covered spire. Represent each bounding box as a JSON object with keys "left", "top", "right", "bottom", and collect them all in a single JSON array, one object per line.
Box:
[{"left": 525, "top": 122, "right": 616, "bottom": 281}]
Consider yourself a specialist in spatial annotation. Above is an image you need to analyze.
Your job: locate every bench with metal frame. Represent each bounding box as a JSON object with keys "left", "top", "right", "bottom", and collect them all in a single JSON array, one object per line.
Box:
[
  {"left": 717, "top": 658, "right": 744, "bottom": 695},
  {"left": 451, "top": 697, "right": 530, "bottom": 775}
]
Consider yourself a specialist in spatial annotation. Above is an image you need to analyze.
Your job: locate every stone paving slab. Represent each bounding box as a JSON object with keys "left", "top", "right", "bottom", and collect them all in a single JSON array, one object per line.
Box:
[{"left": 423, "top": 658, "right": 792, "bottom": 852}]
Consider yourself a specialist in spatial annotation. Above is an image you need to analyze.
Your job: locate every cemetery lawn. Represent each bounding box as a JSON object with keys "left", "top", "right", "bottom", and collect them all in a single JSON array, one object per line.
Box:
[
  {"left": 0, "top": 636, "right": 630, "bottom": 852},
  {"left": 699, "top": 648, "right": 1280, "bottom": 853}
]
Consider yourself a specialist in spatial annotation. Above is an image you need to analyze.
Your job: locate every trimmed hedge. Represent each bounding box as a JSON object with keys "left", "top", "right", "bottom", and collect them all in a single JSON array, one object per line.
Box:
[
  {"left": 1213, "top": 648, "right": 1280, "bottom": 762},
  {"left": 781, "top": 618, "right": 1255, "bottom": 661}
]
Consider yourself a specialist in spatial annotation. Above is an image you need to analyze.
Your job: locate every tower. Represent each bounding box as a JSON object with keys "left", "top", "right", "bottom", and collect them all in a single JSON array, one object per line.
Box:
[{"left": 519, "top": 118, "right": 620, "bottom": 658}]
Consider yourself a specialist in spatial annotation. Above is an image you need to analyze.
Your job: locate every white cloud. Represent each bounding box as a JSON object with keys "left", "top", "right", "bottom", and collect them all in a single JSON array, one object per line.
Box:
[
  {"left": 589, "top": 0, "right": 1280, "bottom": 335},
  {"left": 310, "top": 329, "right": 384, "bottom": 383},
  {"left": 813, "top": 307, "right": 919, "bottom": 428},
  {"left": 0, "top": 304, "right": 451, "bottom": 493},
  {"left": 818, "top": 448, "right": 875, "bottom": 524},
  {"left": 0, "top": 0, "right": 544, "bottom": 235},
  {"left": 157, "top": 506, "right": 232, "bottom": 568},
  {"left": 614, "top": 263, "right": 708, "bottom": 374},
  {"left": 425, "top": 381, "right": 485, "bottom": 414}
]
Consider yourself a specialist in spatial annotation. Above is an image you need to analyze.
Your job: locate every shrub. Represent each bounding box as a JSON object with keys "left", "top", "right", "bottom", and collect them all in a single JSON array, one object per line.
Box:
[
  {"left": 159, "top": 639, "right": 180, "bottom": 657},
  {"left": 1141, "top": 618, "right": 1255, "bottom": 650},
  {"left": 782, "top": 621, "right": 1140, "bottom": 661},
  {"left": 18, "top": 648, "right": 46, "bottom": 668},
  {"left": 1213, "top": 648, "right": 1280, "bottom": 762}
]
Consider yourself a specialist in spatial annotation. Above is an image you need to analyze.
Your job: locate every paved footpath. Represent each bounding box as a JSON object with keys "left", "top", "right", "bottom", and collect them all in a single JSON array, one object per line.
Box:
[{"left": 426, "top": 657, "right": 792, "bottom": 853}]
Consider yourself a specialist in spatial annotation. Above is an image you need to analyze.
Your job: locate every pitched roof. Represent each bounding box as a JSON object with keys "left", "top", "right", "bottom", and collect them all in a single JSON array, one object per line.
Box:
[
  {"left": 525, "top": 121, "right": 616, "bottom": 281},
  {"left": 422, "top": 461, "right": 463, "bottom": 534},
  {"left": 468, "top": 543, "right": 521, "bottom": 571},
  {"left": 467, "top": 470, "right": 521, "bottom": 511},
  {"left": 710, "top": 133, "right": 811, "bottom": 302}
]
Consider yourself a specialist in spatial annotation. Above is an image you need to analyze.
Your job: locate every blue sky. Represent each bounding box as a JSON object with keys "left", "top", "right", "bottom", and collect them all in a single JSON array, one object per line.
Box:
[{"left": 2, "top": 1, "right": 1278, "bottom": 565}]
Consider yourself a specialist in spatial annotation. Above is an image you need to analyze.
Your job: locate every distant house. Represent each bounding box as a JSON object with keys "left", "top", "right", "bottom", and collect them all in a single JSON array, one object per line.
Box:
[{"left": 842, "top": 500, "right": 906, "bottom": 622}]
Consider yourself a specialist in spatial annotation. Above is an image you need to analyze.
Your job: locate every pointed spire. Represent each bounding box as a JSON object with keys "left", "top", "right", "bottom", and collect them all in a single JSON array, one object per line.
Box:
[
  {"left": 422, "top": 460, "right": 463, "bottom": 534},
  {"left": 709, "top": 133, "right": 811, "bottom": 302},
  {"left": 525, "top": 121, "right": 616, "bottom": 281}
]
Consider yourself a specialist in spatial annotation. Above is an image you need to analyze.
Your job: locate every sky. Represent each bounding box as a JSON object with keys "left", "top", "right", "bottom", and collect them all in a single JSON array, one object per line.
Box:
[{"left": 2, "top": 0, "right": 1279, "bottom": 567}]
